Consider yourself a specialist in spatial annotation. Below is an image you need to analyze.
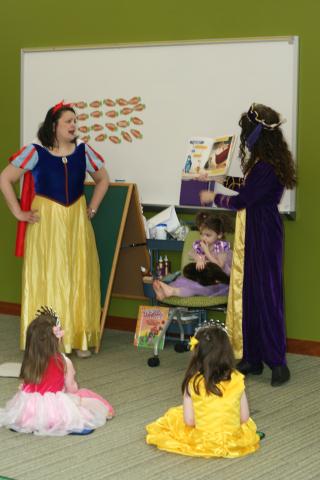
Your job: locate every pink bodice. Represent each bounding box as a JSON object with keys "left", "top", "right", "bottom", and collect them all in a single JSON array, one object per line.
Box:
[{"left": 22, "top": 355, "right": 65, "bottom": 395}]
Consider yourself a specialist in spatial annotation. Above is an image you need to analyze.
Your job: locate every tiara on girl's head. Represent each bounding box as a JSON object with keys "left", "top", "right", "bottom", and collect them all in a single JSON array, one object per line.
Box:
[
  {"left": 245, "top": 103, "right": 286, "bottom": 151},
  {"left": 247, "top": 103, "right": 285, "bottom": 131},
  {"left": 36, "top": 306, "right": 64, "bottom": 339},
  {"left": 52, "top": 100, "right": 72, "bottom": 115},
  {"left": 195, "top": 319, "right": 228, "bottom": 336},
  {"left": 36, "top": 305, "right": 58, "bottom": 321},
  {"left": 189, "top": 319, "right": 228, "bottom": 350}
]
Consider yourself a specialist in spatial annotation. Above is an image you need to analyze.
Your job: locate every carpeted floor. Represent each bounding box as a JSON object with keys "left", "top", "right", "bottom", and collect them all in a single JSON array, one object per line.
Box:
[{"left": 0, "top": 315, "right": 319, "bottom": 480}]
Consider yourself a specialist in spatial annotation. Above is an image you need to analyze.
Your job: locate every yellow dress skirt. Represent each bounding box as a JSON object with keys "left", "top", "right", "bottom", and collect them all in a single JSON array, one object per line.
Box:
[
  {"left": 225, "top": 209, "right": 246, "bottom": 359},
  {"left": 20, "top": 195, "right": 101, "bottom": 353},
  {"left": 146, "top": 371, "right": 260, "bottom": 458}
]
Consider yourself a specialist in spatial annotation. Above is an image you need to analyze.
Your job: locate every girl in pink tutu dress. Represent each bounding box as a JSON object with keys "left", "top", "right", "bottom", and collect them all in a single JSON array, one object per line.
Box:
[{"left": 0, "top": 307, "right": 114, "bottom": 436}]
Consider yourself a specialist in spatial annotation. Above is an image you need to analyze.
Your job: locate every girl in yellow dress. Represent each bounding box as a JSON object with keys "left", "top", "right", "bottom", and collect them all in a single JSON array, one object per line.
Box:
[{"left": 146, "top": 321, "right": 262, "bottom": 458}]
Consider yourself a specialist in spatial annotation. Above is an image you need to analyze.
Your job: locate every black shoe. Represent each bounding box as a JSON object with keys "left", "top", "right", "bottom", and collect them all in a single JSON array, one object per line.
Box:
[
  {"left": 236, "top": 359, "right": 264, "bottom": 375},
  {"left": 271, "top": 365, "right": 290, "bottom": 387}
]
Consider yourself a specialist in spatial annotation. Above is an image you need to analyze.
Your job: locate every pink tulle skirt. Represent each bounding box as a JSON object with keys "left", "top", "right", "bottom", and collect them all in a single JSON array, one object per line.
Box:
[{"left": 0, "top": 388, "right": 114, "bottom": 436}]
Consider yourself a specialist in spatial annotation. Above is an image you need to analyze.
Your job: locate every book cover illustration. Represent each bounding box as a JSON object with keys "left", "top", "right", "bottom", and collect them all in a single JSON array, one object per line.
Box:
[
  {"left": 134, "top": 306, "right": 169, "bottom": 349},
  {"left": 182, "top": 135, "right": 236, "bottom": 180}
]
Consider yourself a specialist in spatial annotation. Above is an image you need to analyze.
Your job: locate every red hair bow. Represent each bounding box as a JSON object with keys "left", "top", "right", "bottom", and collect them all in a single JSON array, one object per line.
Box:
[{"left": 52, "top": 100, "right": 72, "bottom": 114}]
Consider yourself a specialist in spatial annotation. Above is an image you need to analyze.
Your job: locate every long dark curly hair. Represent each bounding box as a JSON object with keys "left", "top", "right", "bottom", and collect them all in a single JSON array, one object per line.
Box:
[
  {"left": 239, "top": 104, "right": 296, "bottom": 188},
  {"left": 182, "top": 325, "right": 235, "bottom": 397}
]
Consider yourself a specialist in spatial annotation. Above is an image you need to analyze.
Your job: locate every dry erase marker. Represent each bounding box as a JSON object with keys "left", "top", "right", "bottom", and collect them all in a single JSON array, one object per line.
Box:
[{"left": 115, "top": 179, "right": 126, "bottom": 182}]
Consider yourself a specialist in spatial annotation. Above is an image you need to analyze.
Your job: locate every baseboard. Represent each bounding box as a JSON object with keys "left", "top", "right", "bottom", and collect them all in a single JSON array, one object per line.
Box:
[
  {"left": 0, "top": 302, "right": 137, "bottom": 331},
  {"left": 286, "top": 338, "right": 320, "bottom": 357},
  {"left": 1, "top": 302, "right": 319, "bottom": 356},
  {"left": 106, "top": 315, "right": 136, "bottom": 332},
  {"left": 0, "top": 302, "right": 21, "bottom": 316}
]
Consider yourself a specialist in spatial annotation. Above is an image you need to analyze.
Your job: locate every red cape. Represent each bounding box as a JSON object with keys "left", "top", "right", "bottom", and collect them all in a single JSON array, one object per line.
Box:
[{"left": 9, "top": 151, "right": 35, "bottom": 257}]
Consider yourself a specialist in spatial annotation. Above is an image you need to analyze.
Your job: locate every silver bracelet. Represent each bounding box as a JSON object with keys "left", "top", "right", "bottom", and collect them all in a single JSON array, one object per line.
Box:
[{"left": 89, "top": 207, "right": 97, "bottom": 217}]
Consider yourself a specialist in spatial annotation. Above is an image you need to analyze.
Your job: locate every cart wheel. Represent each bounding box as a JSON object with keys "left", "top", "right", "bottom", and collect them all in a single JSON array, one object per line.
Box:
[
  {"left": 148, "top": 356, "right": 160, "bottom": 367},
  {"left": 174, "top": 342, "right": 189, "bottom": 353}
]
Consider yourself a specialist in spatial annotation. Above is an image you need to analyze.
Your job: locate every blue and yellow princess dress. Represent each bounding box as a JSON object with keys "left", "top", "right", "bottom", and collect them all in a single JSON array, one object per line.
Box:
[
  {"left": 11, "top": 142, "right": 104, "bottom": 352},
  {"left": 146, "top": 371, "right": 260, "bottom": 458}
]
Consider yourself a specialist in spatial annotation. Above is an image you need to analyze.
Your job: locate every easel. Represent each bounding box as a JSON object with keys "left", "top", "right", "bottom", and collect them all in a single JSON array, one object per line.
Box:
[{"left": 84, "top": 183, "right": 150, "bottom": 352}]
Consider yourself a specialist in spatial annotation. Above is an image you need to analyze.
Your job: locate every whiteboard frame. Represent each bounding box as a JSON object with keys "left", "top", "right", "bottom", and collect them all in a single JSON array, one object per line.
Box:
[{"left": 20, "top": 36, "right": 299, "bottom": 216}]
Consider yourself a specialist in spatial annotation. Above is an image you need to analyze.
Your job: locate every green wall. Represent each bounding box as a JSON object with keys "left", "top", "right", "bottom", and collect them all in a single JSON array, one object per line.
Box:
[{"left": 0, "top": 0, "right": 319, "bottom": 341}]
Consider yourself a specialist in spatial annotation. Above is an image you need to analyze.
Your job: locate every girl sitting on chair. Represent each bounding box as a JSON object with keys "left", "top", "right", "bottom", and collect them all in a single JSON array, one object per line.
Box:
[{"left": 153, "top": 212, "right": 232, "bottom": 300}]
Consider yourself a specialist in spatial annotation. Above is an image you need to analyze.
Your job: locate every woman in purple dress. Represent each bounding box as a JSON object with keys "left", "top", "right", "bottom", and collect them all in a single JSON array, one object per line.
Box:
[{"left": 200, "top": 103, "right": 296, "bottom": 387}]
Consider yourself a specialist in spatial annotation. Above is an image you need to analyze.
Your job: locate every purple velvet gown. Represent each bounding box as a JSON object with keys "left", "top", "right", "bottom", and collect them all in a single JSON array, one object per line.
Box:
[{"left": 215, "top": 161, "right": 286, "bottom": 367}]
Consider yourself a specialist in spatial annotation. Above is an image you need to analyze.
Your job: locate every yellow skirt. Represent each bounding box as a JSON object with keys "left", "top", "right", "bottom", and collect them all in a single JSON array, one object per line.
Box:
[
  {"left": 146, "top": 405, "right": 259, "bottom": 458},
  {"left": 225, "top": 209, "right": 246, "bottom": 359},
  {"left": 20, "top": 195, "right": 101, "bottom": 353}
]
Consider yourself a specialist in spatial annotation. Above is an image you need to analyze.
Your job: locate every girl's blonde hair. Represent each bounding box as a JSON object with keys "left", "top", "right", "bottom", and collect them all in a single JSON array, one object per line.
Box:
[{"left": 20, "top": 307, "right": 63, "bottom": 384}]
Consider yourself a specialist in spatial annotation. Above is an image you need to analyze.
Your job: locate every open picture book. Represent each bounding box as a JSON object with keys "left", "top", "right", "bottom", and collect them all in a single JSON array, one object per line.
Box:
[{"left": 181, "top": 135, "right": 236, "bottom": 181}]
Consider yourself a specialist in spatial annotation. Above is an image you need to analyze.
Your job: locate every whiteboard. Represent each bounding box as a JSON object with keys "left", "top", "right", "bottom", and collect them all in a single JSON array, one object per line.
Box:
[{"left": 21, "top": 37, "right": 298, "bottom": 213}]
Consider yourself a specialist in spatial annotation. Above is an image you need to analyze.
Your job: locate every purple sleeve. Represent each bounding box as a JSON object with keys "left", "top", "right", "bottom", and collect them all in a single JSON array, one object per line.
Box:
[
  {"left": 223, "top": 176, "right": 244, "bottom": 192},
  {"left": 215, "top": 162, "right": 278, "bottom": 211},
  {"left": 223, "top": 249, "right": 233, "bottom": 276},
  {"left": 188, "top": 240, "right": 205, "bottom": 260},
  {"left": 192, "top": 240, "right": 204, "bottom": 255}
]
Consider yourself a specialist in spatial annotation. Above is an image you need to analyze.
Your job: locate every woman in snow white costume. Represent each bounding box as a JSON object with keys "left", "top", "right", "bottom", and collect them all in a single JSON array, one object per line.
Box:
[{"left": 0, "top": 102, "right": 109, "bottom": 357}]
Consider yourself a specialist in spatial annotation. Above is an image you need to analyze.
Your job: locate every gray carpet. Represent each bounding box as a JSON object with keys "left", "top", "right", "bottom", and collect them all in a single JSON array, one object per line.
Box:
[{"left": 0, "top": 315, "right": 319, "bottom": 480}]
